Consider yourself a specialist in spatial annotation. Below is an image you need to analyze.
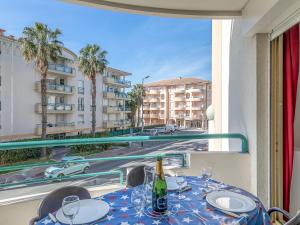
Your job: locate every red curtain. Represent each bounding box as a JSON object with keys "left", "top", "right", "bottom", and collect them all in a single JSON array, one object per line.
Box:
[{"left": 283, "top": 24, "right": 299, "bottom": 212}]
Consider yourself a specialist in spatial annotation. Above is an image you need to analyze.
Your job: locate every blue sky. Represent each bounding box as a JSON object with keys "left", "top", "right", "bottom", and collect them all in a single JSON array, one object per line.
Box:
[{"left": 0, "top": 0, "right": 212, "bottom": 84}]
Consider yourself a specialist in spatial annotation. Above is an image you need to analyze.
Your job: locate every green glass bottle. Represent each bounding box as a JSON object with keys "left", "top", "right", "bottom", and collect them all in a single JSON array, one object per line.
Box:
[{"left": 152, "top": 156, "right": 168, "bottom": 213}]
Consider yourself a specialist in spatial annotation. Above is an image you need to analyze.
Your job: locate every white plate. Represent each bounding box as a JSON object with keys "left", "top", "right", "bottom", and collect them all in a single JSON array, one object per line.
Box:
[
  {"left": 56, "top": 199, "right": 110, "bottom": 224},
  {"left": 166, "top": 177, "right": 187, "bottom": 191},
  {"left": 206, "top": 190, "right": 256, "bottom": 213}
]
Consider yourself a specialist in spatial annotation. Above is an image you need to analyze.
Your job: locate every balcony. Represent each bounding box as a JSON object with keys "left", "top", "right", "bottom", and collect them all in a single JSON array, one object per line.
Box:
[
  {"left": 143, "top": 114, "right": 150, "bottom": 118},
  {"left": 174, "top": 89, "right": 185, "bottom": 93},
  {"left": 149, "top": 97, "right": 160, "bottom": 103},
  {"left": 149, "top": 105, "right": 160, "bottom": 110},
  {"left": 35, "top": 82, "right": 75, "bottom": 95},
  {"left": 35, "top": 103, "right": 75, "bottom": 114},
  {"left": 148, "top": 89, "right": 160, "bottom": 94},
  {"left": 103, "top": 76, "right": 131, "bottom": 87},
  {"left": 103, "top": 106, "right": 131, "bottom": 113},
  {"left": 0, "top": 134, "right": 262, "bottom": 225},
  {"left": 103, "top": 91, "right": 129, "bottom": 100},
  {"left": 35, "top": 122, "right": 75, "bottom": 135},
  {"left": 175, "top": 105, "right": 185, "bottom": 110},
  {"left": 174, "top": 96, "right": 185, "bottom": 101},
  {"left": 149, "top": 113, "right": 159, "bottom": 118},
  {"left": 48, "top": 63, "right": 74, "bottom": 76}
]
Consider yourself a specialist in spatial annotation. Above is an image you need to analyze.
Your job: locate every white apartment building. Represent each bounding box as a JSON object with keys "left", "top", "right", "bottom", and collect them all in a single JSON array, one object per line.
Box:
[
  {"left": 0, "top": 30, "right": 131, "bottom": 141},
  {"left": 143, "top": 77, "right": 212, "bottom": 128}
]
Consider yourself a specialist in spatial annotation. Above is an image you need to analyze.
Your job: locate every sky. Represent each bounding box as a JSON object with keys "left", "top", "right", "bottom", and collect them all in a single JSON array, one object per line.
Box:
[{"left": 0, "top": 0, "right": 212, "bottom": 84}]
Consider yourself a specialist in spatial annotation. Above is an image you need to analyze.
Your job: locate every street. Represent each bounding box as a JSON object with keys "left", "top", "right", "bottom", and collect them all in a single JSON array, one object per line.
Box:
[{"left": 0, "top": 128, "right": 207, "bottom": 203}]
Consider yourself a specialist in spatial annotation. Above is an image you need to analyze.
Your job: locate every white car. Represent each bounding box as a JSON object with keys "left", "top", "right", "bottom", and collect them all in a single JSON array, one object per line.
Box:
[
  {"left": 166, "top": 124, "right": 178, "bottom": 132},
  {"left": 44, "top": 156, "right": 90, "bottom": 179},
  {"left": 156, "top": 127, "right": 167, "bottom": 134}
]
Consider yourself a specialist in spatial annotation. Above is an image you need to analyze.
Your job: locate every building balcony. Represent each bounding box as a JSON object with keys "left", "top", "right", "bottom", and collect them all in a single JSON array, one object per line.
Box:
[
  {"left": 103, "top": 106, "right": 131, "bottom": 113},
  {"left": 35, "top": 82, "right": 75, "bottom": 95},
  {"left": 149, "top": 97, "right": 160, "bottom": 103},
  {"left": 148, "top": 89, "right": 160, "bottom": 95},
  {"left": 174, "top": 114, "right": 185, "bottom": 119},
  {"left": 143, "top": 114, "right": 150, "bottom": 118},
  {"left": 48, "top": 63, "right": 74, "bottom": 76},
  {"left": 150, "top": 105, "right": 160, "bottom": 110},
  {"left": 174, "top": 96, "right": 186, "bottom": 101},
  {"left": 150, "top": 113, "right": 159, "bottom": 118},
  {"left": 174, "top": 89, "right": 185, "bottom": 93},
  {"left": 175, "top": 105, "right": 185, "bottom": 110},
  {"left": 35, "top": 122, "right": 75, "bottom": 135},
  {"left": 103, "top": 91, "right": 129, "bottom": 100},
  {"left": 143, "top": 105, "right": 150, "bottom": 110},
  {"left": 103, "top": 76, "right": 131, "bottom": 87},
  {"left": 35, "top": 103, "right": 75, "bottom": 114}
]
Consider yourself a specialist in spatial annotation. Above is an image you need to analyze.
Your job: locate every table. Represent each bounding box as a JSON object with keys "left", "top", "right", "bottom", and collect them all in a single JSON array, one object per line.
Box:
[{"left": 37, "top": 176, "right": 272, "bottom": 225}]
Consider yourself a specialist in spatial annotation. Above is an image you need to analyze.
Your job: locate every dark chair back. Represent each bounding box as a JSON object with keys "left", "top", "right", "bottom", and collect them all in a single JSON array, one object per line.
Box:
[
  {"left": 38, "top": 186, "right": 91, "bottom": 218},
  {"left": 286, "top": 211, "right": 300, "bottom": 225},
  {"left": 127, "top": 165, "right": 146, "bottom": 187}
]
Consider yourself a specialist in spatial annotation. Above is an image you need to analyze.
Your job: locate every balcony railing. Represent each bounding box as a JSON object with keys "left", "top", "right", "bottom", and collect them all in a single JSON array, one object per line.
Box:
[
  {"left": 48, "top": 63, "right": 74, "bottom": 75},
  {"left": 104, "top": 76, "right": 131, "bottom": 87},
  {"left": 103, "top": 106, "right": 131, "bottom": 113},
  {"left": 103, "top": 91, "right": 129, "bottom": 100},
  {"left": 35, "top": 122, "right": 75, "bottom": 135},
  {"left": 35, "top": 103, "right": 75, "bottom": 114},
  {"left": 0, "top": 133, "right": 248, "bottom": 191},
  {"left": 35, "top": 82, "right": 75, "bottom": 94}
]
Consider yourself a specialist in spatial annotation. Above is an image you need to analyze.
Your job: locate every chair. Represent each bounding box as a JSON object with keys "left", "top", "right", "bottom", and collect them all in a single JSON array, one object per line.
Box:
[
  {"left": 29, "top": 186, "right": 91, "bottom": 225},
  {"left": 268, "top": 207, "right": 300, "bottom": 225},
  {"left": 126, "top": 165, "right": 146, "bottom": 188}
]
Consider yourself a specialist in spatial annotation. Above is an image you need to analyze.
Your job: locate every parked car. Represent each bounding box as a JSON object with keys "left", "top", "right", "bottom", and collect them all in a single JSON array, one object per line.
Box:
[
  {"left": 166, "top": 124, "right": 178, "bottom": 132},
  {"left": 156, "top": 126, "right": 167, "bottom": 134},
  {"left": 44, "top": 156, "right": 90, "bottom": 179}
]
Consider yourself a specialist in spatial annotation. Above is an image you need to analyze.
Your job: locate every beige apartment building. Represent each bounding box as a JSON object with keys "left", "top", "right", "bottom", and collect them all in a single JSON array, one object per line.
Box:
[
  {"left": 0, "top": 29, "right": 131, "bottom": 141},
  {"left": 143, "top": 77, "right": 211, "bottom": 128}
]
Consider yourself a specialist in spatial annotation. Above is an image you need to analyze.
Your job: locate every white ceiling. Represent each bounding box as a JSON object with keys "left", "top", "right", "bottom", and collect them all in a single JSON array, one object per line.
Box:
[{"left": 67, "top": 0, "right": 249, "bottom": 18}]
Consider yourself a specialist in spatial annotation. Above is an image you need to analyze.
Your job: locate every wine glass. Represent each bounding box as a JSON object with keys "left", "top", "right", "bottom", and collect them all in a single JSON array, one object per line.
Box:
[
  {"left": 175, "top": 171, "right": 186, "bottom": 200},
  {"left": 143, "top": 167, "right": 154, "bottom": 204},
  {"left": 201, "top": 167, "right": 213, "bottom": 192},
  {"left": 131, "top": 189, "right": 146, "bottom": 220},
  {"left": 62, "top": 195, "right": 80, "bottom": 225}
]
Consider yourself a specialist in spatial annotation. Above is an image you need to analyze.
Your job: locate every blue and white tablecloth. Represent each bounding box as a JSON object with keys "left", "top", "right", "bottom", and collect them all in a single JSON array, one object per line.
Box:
[{"left": 37, "top": 176, "right": 272, "bottom": 225}]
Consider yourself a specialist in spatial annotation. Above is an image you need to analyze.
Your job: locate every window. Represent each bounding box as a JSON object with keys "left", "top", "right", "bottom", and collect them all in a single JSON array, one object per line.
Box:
[
  {"left": 77, "top": 114, "right": 84, "bottom": 124},
  {"left": 78, "top": 97, "right": 84, "bottom": 111},
  {"left": 77, "top": 80, "right": 84, "bottom": 94}
]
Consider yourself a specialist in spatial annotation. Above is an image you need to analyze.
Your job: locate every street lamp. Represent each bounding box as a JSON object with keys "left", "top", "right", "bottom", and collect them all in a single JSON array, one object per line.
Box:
[{"left": 141, "top": 75, "right": 150, "bottom": 131}]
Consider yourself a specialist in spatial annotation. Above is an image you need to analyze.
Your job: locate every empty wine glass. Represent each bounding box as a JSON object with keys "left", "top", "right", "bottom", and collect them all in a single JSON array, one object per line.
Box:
[
  {"left": 144, "top": 167, "right": 154, "bottom": 204},
  {"left": 131, "top": 189, "right": 146, "bottom": 220},
  {"left": 175, "top": 171, "right": 186, "bottom": 200},
  {"left": 201, "top": 167, "right": 213, "bottom": 192},
  {"left": 62, "top": 195, "right": 80, "bottom": 225}
]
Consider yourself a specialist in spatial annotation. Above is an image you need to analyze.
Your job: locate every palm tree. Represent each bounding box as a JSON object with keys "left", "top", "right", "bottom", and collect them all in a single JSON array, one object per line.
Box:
[
  {"left": 129, "top": 84, "right": 145, "bottom": 127},
  {"left": 78, "top": 44, "right": 108, "bottom": 137},
  {"left": 19, "top": 22, "right": 62, "bottom": 156}
]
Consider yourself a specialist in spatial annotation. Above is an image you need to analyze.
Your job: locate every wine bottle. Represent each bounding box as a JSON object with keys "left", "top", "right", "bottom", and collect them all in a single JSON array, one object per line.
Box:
[{"left": 152, "top": 156, "right": 168, "bottom": 213}]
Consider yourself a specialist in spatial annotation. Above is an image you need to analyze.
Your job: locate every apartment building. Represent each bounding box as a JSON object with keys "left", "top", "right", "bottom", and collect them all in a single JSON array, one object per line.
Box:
[
  {"left": 0, "top": 30, "right": 131, "bottom": 141},
  {"left": 102, "top": 67, "right": 132, "bottom": 129},
  {"left": 143, "top": 77, "right": 211, "bottom": 128}
]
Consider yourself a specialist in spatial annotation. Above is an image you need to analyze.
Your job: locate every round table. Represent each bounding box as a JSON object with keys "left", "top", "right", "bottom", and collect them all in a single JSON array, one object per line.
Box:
[{"left": 37, "top": 176, "right": 272, "bottom": 225}]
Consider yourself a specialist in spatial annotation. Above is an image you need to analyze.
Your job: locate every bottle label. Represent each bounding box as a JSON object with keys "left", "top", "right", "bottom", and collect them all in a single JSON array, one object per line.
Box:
[{"left": 157, "top": 196, "right": 167, "bottom": 210}]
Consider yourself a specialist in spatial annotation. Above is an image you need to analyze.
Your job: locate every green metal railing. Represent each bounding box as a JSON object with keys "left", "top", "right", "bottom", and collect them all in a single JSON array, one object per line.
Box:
[
  {"left": 0, "top": 153, "right": 185, "bottom": 188},
  {"left": 0, "top": 133, "right": 248, "bottom": 189},
  {"left": 0, "top": 133, "right": 248, "bottom": 152}
]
